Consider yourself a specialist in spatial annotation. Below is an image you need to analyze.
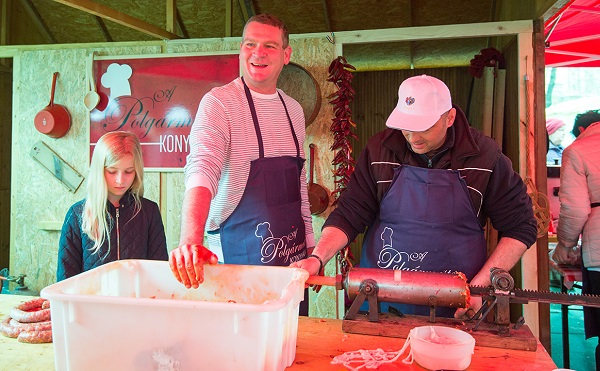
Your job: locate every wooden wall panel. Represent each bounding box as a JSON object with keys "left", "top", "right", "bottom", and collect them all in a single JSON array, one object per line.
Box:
[
  {"left": 1, "top": 0, "right": 56, "bottom": 277},
  {"left": 0, "top": 66, "right": 11, "bottom": 270}
]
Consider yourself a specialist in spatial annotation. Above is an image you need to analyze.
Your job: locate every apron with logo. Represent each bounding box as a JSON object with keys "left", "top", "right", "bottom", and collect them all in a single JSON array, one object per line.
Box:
[
  {"left": 360, "top": 164, "right": 487, "bottom": 317},
  {"left": 218, "top": 79, "right": 307, "bottom": 267}
]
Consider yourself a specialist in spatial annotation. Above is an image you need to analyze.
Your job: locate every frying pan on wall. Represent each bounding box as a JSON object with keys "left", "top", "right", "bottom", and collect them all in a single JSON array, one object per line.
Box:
[
  {"left": 308, "top": 143, "right": 329, "bottom": 215},
  {"left": 34, "top": 72, "right": 71, "bottom": 138}
]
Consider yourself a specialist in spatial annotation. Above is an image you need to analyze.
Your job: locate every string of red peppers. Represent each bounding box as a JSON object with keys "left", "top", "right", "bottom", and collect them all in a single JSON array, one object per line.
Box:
[{"left": 327, "top": 56, "right": 357, "bottom": 205}]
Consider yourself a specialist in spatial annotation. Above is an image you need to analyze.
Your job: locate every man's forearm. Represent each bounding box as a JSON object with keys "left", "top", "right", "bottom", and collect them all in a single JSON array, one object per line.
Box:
[
  {"left": 470, "top": 237, "right": 528, "bottom": 287},
  {"left": 179, "top": 186, "right": 212, "bottom": 246},
  {"left": 312, "top": 226, "right": 350, "bottom": 265}
]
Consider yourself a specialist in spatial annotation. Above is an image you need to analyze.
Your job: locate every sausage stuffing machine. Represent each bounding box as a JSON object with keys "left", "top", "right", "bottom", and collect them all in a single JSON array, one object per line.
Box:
[{"left": 307, "top": 267, "right": 600, "bottom": 350}]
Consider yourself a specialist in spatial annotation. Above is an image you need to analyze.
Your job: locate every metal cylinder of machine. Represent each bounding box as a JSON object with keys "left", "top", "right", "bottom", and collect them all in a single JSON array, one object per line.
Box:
[{"left": 344, "top": 268, "right": 469, "bottom": 308}]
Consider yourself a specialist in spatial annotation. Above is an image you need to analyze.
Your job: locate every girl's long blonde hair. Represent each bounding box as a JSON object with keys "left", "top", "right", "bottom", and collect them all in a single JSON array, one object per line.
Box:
[{"left": 82, "top": 131, "right": 145, "bottom": 254}]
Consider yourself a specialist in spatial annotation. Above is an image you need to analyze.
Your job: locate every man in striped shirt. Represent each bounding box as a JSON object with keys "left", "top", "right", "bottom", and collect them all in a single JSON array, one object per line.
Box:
[{"left": 169, "top": 14, "right": 314, "bottom": 314}]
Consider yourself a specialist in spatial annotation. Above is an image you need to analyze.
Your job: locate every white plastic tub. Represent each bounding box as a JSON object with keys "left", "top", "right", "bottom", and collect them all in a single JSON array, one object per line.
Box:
[{"left": 41, "top": 259, "right": 309, "bottom": 371}]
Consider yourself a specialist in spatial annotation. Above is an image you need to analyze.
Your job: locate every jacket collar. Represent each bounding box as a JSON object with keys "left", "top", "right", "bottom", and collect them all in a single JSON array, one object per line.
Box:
[
  {"left": 106, "top": 190, "right": 134, "bottom": 211},
  {"left": 577, "top": 121, "right": 600, "bottom": 140}
]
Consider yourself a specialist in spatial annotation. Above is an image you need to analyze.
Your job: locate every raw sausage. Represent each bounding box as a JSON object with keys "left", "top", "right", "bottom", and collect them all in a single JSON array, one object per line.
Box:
[
  {"left": 0, "top": 316, "right": 19, "bottom": 338},
  {"left": 9, "top": 297, "right": 51, "bottom": 323},
  {"left": 0, "top": 316, "right": 53, "bottom": 339},
  {"left": 16, "top": 297, "right": 47, "bottom": 311},
  {"left": 17, "top": 329, "right": 53, "bottom": 343},
  {"left": 9, "top": 307, "right": 50, "bottom": 323},
  {"left": 0, "top": 297, "right": 53, "bottom": 343},
  {"left": 9, "top": 318, "right": 52, "bottom": 332}
]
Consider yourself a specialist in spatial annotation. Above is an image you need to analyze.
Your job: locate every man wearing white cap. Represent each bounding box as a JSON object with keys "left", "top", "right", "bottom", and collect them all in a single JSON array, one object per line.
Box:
[{"left": 292, "top": 74, "right": 537, "bottom": 318}]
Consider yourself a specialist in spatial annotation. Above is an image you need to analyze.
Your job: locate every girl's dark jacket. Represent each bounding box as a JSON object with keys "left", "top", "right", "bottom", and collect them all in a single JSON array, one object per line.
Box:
[
  {"left": 325, "top": 105, "right": 538, "bottom": 249},
  {"left": 57, "top": 192, "right": 168, "bottom": 281}
]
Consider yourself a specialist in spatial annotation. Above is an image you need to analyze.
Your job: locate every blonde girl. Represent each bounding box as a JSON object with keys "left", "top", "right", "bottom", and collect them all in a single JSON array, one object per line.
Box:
[{"left": 57, "top": 131, "right": 167, "bottom": 280}]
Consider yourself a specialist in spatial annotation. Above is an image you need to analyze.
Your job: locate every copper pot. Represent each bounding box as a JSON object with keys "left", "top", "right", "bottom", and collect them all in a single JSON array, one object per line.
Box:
[
  {"left": 34, "top": 72, "right": 71, "bottom": 138},
  {"left": 308, "top": 143, "right": 329, "bottom": 215}
]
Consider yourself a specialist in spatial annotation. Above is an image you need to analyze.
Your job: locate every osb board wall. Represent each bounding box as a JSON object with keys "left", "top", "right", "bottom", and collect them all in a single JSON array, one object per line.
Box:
[
  {"left": 10, "top": 44, "right": 163, "bottom": 293},
  {"left": 10, "top": 36, "right": 341, "bottom": 319}
]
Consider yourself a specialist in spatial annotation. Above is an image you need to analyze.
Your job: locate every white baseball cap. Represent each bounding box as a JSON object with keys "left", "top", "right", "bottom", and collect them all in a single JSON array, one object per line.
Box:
[{"left": 385, "top": 74, "right": 452, "bottom": 132}]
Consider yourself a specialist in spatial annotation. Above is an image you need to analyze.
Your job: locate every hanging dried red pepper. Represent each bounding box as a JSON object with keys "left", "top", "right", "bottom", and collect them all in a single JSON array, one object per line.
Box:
[{"left": 327, "top": 56, "right": 357, "bottom": 205}]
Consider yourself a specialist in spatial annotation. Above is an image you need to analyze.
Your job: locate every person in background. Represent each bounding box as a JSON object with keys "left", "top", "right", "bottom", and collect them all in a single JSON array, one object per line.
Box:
[
  {"left": 292, "top": 74, "right": 537, "bottom": 319},
  {"left": 57, "top": 131, "right": 168, "bottom": 281},
  {"left": 168, "top": 14, "right": 314, "bottom": 314},
  {"left": 551, "top": 109, "right": 600, "bottom": 371},
  {"left": 546, "top": 118, "right": 569, "bottom": 165}
]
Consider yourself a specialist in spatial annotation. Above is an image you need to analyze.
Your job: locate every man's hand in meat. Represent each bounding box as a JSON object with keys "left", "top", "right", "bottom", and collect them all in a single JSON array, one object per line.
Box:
[{"left": 169, "top": 244, "right": 218, "bottom": 289}]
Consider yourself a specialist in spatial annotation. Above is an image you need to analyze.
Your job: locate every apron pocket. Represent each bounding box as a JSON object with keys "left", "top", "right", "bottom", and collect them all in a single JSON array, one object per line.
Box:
[
  {"left": 400, "top": 178, "right": 455, "bottom": 223},
  {"left": 264, "top": 167, "right": 300, "bottom": 207}
]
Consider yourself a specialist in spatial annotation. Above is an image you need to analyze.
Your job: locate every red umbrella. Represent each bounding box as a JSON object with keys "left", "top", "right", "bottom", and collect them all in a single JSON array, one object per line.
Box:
[{"left": 545, "top": 0, "right": 600, "bottom": 67}]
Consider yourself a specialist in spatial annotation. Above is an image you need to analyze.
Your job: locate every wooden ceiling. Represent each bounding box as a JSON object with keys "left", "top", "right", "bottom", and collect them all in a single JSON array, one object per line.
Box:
[{"left": 9, "top": 0, "right": 566, "bottom": 70}]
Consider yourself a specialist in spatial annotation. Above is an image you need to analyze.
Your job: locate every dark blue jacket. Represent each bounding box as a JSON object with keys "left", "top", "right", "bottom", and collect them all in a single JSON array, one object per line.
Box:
[{"left": 57, "top": 192, "right": 168, "bottom": 281}]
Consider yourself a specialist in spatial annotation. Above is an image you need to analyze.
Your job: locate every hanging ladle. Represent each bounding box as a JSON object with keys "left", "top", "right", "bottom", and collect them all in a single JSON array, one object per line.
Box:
[{"left": 83, "top": 52, "right": 100, "bottom": 111}]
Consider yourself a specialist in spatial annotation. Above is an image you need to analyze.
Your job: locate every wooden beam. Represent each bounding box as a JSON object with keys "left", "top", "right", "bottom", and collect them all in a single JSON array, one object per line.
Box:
[
  {"left": 533, "top": 18, "right": 551, "bottom": 354},
  {"left": 237, "top": 0, "right": 254, "bottom": 23},
  {"left": 94, "top": 16, "right": 113, "bottom": 42},
  {"left": 542, "top": 0, "right": 574, "bottom": 23},
  {"left": 236, "top": 1, "right": 246, "bottom": 24},
  {"left": 1, "top": 0, "right": 7, "bottom": 46},
  {"left": 407, "top": 0, "right": 414, "bottom": 69},
  {"left": 51, "top": 0, "right": 181, "bottom": 40},
  {"left": 334, "top": 20, "right": 533, "bottom": 45},
  {"left": 166, "top": 0, "right": 176, "bottom": 34},
  {"left": 176, "top": 9, "right": 189, "bottom": 39},
  {"left": 225, "top": 0, "right": 232, "bottom": 37},
  {"left": 321, "top": 0, "right": 332, "bottom": 32},
  {"left": 19, "top": 0, "right": 56, "bottom": 44}
]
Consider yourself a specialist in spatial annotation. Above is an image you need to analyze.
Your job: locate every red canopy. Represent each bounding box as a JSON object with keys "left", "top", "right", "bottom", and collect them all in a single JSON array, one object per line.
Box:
[{"left": 545, "top": 0, "right": 600, "bottom": 67}]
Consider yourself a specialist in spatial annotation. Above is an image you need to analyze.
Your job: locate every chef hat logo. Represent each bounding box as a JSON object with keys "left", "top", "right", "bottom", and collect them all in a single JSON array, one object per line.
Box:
[{"left": 101, "top": 63, "right": 133, "bottom": 101}]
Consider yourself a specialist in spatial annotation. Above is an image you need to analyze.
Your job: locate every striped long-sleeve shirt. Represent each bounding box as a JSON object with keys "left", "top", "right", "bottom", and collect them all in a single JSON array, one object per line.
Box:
[{"left": 184, "top": 78, "right": 314, "bottom": 258}]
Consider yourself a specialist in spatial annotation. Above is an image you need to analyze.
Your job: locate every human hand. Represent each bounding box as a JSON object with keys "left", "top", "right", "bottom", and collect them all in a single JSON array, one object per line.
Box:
[
  {"left": 454, "top": 295, "right": 482, "bottom": 320},
  {"left": 551, "top": 243, "right": 579, "bottom": 265},
  {"left": 290, "top": 256, "right": 323, "bottom": 292},
  {"left": 169, "top": 244, "right": 218, "bottom": 289}
]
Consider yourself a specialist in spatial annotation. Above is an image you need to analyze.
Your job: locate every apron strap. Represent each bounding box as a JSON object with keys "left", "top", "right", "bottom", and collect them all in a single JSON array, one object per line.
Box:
[
  {"left": 241, "top": 77, "right": 300, "bottom": 158},
  {"left": 278, "top": 92, "right": 300, "bottom": 158},
  {"left": 242, "top": 77, "right": 265, "bottom": 158}
]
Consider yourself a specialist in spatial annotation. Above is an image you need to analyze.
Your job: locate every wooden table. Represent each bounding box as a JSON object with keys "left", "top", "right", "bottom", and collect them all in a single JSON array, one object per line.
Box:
[{"left": 1, "top": 295, "right": 557, "bottom": 370}]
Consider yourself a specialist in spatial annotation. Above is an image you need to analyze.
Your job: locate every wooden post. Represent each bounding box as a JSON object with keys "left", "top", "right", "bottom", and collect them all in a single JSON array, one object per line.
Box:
[{"left": 493, "top": 68, "right": 507, "bottom": 147}]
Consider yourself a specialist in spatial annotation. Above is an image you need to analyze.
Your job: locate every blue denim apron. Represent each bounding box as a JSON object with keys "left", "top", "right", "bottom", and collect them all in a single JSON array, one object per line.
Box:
[
  {"left": 360, "top": 164, "right": 487, "bottom": 317},
  {"left": 218, "top": 79, "right": 307, "bottom": 267}
]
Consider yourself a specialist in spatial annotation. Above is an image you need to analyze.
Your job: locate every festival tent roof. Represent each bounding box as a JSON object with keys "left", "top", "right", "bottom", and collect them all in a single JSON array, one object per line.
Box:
[{"left": 545, "top": 0, "right": 600, "bottom": 67}]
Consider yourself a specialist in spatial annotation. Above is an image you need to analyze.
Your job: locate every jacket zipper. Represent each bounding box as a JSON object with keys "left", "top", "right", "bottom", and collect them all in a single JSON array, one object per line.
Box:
[{"left": 116, "top": 207, "right": 120, "bottom": 260}]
